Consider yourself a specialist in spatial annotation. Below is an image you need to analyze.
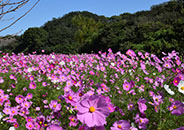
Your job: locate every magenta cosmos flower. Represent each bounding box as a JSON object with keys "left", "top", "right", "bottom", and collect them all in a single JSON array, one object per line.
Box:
[
  {"left": 173, "top": 77, "right": 181, "bottom": 86},
  {"left": 77, "top": 95, "right": 110, "bottom": 127}
]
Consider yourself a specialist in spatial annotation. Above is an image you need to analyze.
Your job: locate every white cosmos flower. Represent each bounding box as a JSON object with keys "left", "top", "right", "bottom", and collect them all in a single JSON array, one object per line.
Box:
[
  {"left": 129, "top": 69, "right": 133, "bottom": 75},
  {"left": 164, "top": 84, "right": 175, "bottom": 95},
  {"left": 27, "top": 68, "right": 32, "bottom": 73},
  {"left": 111, "top": 63, "right": 115, "bottom": 66},
  {"left": 59, "top": 61, "right": 65, "bottom": 66},
  {"left": 9, "top": 127, "right": 16, "bottom": 130},
  {"left": 51, "top": 55, "right": 55, "bottom": 59},
  {"left": 177, "top": 80, "right": 184, "bottom": 94},
  {"left": 0, "top": 112, "right": 3, "bottom": 120}
]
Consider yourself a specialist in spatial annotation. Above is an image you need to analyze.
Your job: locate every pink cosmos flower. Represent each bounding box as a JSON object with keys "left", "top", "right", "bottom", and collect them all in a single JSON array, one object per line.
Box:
[
  {"left": 134, "top": 114, "right": 149, "bottom": 130},
  {"left": 26, "top": 122, "right": 35, "bottom": 130},
  {"left": 79, "top": 125, "right": 105, "bottom": 130},
  {"left": 21, "top": 101, "right": 32, "bottom": 109},
  {"left": 0, "top": 89, "right": 4, "bottom": 96},
  {"left": 64, "top": 91, "right": 79, "bottom": 106},
  {"left": 111, "top": 120, "right": 130, "bottom": 130},
  {"left": 46, "top": 124, "right": 63, "bottom": 130},
  {"left": 26, "top": 93, "right": 33, "bottom": 100},
  {"left": 49, "top": 100, "right": 61, "bottom": 112},
  {"left": 123, "top": 82, "right": 132, "bottom": 91},
  {"left": 137, "top": 98, "right": 147, "bottom": 114},
  {"left": 42, "top": 82, "right": 47, "bottom": 87},
  {"left": 69, "top": 115, "right": 78, "bottom": 127},
  {"left": 0, "top": 97, "right": 4, "bottom": 106},
  {"left": 3, "top": 107, "right": 11, "bottom": 115},
  {"left": 77, "top": 95, "right": 110, "bottom": 127},
  {"left": 15, "top": 95, "right": 24, "bottom": 104},
  {"left": 29, "top": 82, "right": 36, "bottom": 89},
  {"left": 0, "top": 77, "right": 4, "bottom": 83},
  {"left": 10, "top": 107, "right": 18, "bottom": 116}
]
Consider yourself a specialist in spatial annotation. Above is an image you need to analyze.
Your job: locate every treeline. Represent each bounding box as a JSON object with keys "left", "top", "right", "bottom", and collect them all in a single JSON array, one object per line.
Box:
[{"left": 1, "top": 0, "right": 184, "bottom": 56}]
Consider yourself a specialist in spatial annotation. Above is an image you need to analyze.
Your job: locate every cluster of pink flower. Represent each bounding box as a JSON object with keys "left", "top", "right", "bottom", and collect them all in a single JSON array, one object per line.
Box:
[{"left": 0, "top": 49, "right": 183, "bottom": 130}]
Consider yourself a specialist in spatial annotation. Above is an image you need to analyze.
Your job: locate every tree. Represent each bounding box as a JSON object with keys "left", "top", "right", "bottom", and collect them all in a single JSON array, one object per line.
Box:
[
  {"left": 72, "top": 15, "right": 103, "bottom": 53},
  {"left": 14, "top": 27, "right": 48, "bottom": 53},
  {"left": 0, "top": 0, "right": 41, "bottom": 33}
]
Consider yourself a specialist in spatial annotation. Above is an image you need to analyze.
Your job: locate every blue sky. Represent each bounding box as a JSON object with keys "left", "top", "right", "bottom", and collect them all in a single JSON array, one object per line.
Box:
[{"left": 0, "top": 0, "right": 169, "bottom": 36}]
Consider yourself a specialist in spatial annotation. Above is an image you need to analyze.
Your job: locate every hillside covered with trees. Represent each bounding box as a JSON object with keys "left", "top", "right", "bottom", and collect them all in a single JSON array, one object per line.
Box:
[{"left": 1, "top": 0, "right": 184, "bottom": 56}]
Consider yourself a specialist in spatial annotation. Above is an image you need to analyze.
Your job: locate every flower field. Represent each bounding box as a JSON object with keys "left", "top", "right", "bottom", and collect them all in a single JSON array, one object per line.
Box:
[{"left": 0, "top": 49, "right": 184, "bottom": 130}]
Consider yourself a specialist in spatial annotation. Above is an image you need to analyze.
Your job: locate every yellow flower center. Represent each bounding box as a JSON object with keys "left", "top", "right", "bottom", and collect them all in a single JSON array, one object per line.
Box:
[
  {"left": 68, "top": 96, "right": 72, "bottom": 100},
  {"left": 39, "top": 121, "right": 42, "bottom": 125},
  {"left": 126, "top": 85, "right": 129, "bottom": 88},
  {"left": 89, "top": 106, "right": 95, "bottom": 113},
  {"left": 29, "top": 125, "right": 32, "bottom": 128},
  {"left": 181, "top": 86, "right": 184, "bottom": 90},
  {"left": 71, "top": 118, "right": 75, "bottom": 122},
  {"left": 140, "top": 119, "right": 142, "bottom": 123},
  {"left": 118, "top": 125, "right": 122, "bottom": 129},
  {"left": 53, "top": 104, "right": 56, "bottom": 108},
  {"left": 173, "top": 105, "right": 177, "bottom": 109}
]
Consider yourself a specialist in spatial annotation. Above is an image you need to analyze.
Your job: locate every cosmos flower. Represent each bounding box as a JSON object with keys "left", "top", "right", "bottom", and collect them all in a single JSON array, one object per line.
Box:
[
  {"left": 164, "top": 84, "right": 175, "bottom": 95},
  {"left": 29, "top": 82, "right": 36, "bottom": 89},
  {"left": 177, "top": 80, "right": 184, "bottom": 94},
  {"left": 64, "top": 91, "right": 79, "bottom": 106},
  {"left": 77, "top": 95, "right": 110, "bottom": 127},
  {"left": 175, "top": 127, "right": 184, "bottom": 130},
  {"left": 173, "top": 77, "right": 181, "bottom": 86},
  {"left": 69, "top": 115, "right": 78, "bottom": 127},
  {"left": 123, "top": 82, "right": 132, "bottom": 91},
  {"left": 26, "top": 122, "right": 35, "bottom": 130},
  {"left": 0, "top": 112, "right": 3, "bottom": 120},
  {"left": 9, "top": 127, "right": 16, "bottom": 130},
  {"left": 111, "top": 120, "right": 130, "bottom": 130},
  {"left": 0, "top": 77, "right": 4, "bottom": 83},
  {"left": 49, "top": 100, "right": 61, "bottom": 112},
  {"left": 137, "top": 98, "right": 147, "bottom": 114},
  {"left": 134, "top": 114, "right": 149, "bottom": 130},
  {"left": 127, "top": 103, "right": 135, "bottom": 111},
  {"left": 168, "top": 100, "right": 184, "bottom": 116},
  {"left": 46, "top": 124, "right": 63, "bottom": 130},
  {"left": 15, "top": 95, "right": 24, "bottom": 104},
  {"left": 126, "top": 49, "right": 136, "bottom": 57}
]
